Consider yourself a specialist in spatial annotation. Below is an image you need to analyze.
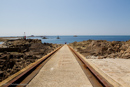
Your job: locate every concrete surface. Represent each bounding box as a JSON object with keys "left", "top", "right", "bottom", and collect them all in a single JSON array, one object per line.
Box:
[
  {"left": 27, "top": 45, "right": 92, "bottom": 87},
  {"left": 88, "top": 59, "right": 130, "bottom": 87}
]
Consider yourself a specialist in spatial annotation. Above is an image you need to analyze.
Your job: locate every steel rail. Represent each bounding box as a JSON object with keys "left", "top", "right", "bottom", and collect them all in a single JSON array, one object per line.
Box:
[
  {"left": 0, "top": 46, "right": 63, "bottom": 87},
  {"left": 68, "top": 45, "right": 122, "bottom": 87}
]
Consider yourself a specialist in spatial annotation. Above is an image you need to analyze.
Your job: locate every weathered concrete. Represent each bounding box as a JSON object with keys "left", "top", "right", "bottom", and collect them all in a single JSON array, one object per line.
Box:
[
  {"left": 27, "top": 45, "right": 92, "bottom": 87},
  {"left": 88, "top": 59, "right": 130, "bottom": 87}
]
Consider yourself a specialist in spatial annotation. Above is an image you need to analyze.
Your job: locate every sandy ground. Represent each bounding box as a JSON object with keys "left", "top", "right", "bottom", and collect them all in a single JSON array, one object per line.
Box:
[{"left": 88, "top": 59, "right": 130, "bottom": 87}]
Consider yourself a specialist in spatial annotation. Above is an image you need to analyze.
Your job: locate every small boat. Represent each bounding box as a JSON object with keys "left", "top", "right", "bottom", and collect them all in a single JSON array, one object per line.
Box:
[
  {"left": 73, "top": 35, "right": 77, "bottom": 37},
  {"left": 57, "top": 36, "right": 60, "bottom": 39},
  {"left": 30, "top": 35, "right": 34, "bottom": 37},
  {"left": 42, "top": 36, "right": 48, "bottom": 39}
]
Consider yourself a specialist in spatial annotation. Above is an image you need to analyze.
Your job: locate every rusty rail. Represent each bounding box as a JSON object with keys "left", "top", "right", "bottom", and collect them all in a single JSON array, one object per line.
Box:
[
  {"left": 68, "top": 45, "right": 122, "bottom": 87},
  {"left": 0, "top": 46, "right": 63, "bottom": 87}
]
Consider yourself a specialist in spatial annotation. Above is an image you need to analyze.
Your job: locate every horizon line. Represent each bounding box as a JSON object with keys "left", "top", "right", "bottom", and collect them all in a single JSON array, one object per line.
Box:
[{"left": 0, "top": 35, "right": 130, "bottom": 37}]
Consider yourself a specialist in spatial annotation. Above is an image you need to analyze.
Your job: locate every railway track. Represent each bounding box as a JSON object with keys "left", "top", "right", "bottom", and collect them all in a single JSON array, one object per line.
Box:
[{"left": 0, "top": 45, "right": 119, "bottom": 87}]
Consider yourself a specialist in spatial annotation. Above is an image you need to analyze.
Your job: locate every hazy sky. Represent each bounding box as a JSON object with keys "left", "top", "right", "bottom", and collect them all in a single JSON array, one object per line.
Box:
[{"left": 0, "top": 0, "right": 130, "bottom": 36}]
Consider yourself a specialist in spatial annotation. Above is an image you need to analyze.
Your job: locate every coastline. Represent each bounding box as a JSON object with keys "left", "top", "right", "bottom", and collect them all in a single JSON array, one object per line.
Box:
[{"left": 1, "top": 35, "right": 130, "bottom": 44}]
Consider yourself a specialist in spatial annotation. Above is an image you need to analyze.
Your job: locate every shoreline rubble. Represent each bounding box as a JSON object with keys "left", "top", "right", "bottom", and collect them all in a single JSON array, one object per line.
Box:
[
  {"left": 69, "top": 40, "right": 130, "bottom": 59},
  {"left": 0, "top": 39, "right": 62, "bottom": 82}
]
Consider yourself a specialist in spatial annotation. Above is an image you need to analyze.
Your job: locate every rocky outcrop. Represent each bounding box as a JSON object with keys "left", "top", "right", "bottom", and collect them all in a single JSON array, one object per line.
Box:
[
  {"left": 69, "top": 40, "right": 130, "bottom": 59},
  {"left": 0, "top": 39, "right": 61, "bottom": 82}
]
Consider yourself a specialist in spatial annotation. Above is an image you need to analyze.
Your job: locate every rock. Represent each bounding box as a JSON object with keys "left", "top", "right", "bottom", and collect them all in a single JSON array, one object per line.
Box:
[
  {"left": 0, "top": 71, "right": 4, "bottom": 77},
  {"left": 120, "top": 50, "right": 124, "bottom": 54},
  {"left": 69, "top": 40, "right": 130, "bottom": 59},
  {"left": 120, "top": 44, "right": 129, "bottom": 51},
  {"left": 0, "top": 39, "right": 62, "bottom": 82},
  {"left": 98, "top": 56, "right": 104, "bottom": 59}
]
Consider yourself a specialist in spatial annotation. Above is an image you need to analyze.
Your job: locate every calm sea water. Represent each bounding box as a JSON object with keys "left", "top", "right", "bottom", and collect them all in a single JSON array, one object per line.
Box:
[
  {"left": 28, "top": 35, "right": 130, "bottom": 44},
  {"left": 0, "top": 42, "right": 3, "bottom": 44}
]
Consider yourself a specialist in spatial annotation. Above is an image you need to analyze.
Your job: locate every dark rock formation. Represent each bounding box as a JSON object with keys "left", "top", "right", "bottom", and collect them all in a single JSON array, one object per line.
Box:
[{"left": 0, "top": 39, "right": 61, "bottom": 82}]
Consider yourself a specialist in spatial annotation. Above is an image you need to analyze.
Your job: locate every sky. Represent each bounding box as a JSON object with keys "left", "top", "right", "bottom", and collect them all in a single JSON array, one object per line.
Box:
[{"left": 0, "top": 0, "right": 130, "bottom": 36}]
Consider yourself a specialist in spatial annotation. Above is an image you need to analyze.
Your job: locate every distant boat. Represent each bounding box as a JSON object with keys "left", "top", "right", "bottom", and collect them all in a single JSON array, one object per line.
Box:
[
  {"left": 57, "top": 36, "right": 60, "bottom": 39},
  {"left": 30, "top": 35, "right": 34, "bottom": 37},
  {"left": 73, "top": 35, "right": 77, "bottom": 37},
  {"left": 42, "top": 36, "right": 48, "bottom": 39}
]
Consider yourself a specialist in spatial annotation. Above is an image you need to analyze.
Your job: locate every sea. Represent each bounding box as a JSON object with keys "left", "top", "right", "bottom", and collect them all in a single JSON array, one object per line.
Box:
[
  {"left": 0, "top": 42, "right": 3, "bottom": 44},
  {"left": 28, "top": 35, "right": 130, "bottom": 44}
]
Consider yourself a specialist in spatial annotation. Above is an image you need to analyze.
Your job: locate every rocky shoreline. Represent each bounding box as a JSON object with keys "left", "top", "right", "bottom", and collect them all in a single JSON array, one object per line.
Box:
[
  {"left": 1, "top": 39, "right": 130, "bottom": 82},
  {"left": 0, "top": 39, "right": 62, "bottom": 82},
  {"left": 69, "top": 40, "right": 130, "bottom": 59}
]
